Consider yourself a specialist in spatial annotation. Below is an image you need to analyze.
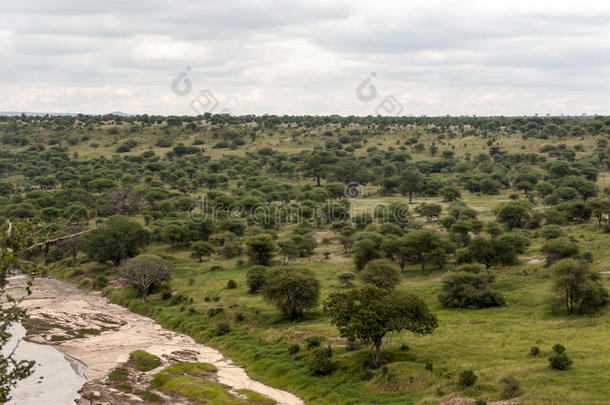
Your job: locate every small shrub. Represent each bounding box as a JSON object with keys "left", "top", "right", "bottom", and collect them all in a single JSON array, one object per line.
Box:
[
  {"left": 305, "top": 336, "right": 325, "bottom": 350},
  {"left": 552, "top": 343, "right": 566, "bottom": 354},
  {"left": 337, "top": 272, "right": 357, "bottom": 288},
  {"left": 207, "top": 307, "right": 224, "bottom": 317},
  {"left": 549, "top": 353, "right": 572, "bottom": 370},
  {"left": 287, "top": 343, "right": 301, "bottom": 355},
  {"left": 529, "top": 346, "right": 540, "bottom": 356},
  {"left": 226, "top": 279, "right": 237, "bottom": 289},
  {"left": 425, "top": 362, "right": 433, "bottom": 372},
  {"left": 474, "top": 400, "right": 487, "bottom": 405},
  {"left": 500, "top": 375, "right": 521, "bottom": 398},
  {"left": 214, "top": 322, "right": 231, "bottom": 336},
  {"left": 92, "top": 275, "right": 108, "bottom": 290},
  {"left": 309, "top": 346, "right": 333, "bottom": 375},
  {"left": 458, "top": 369, "right": 477, "bottom": 387},
  {"left": 246, "top": 266, "right": 267, "bottom": 293}
]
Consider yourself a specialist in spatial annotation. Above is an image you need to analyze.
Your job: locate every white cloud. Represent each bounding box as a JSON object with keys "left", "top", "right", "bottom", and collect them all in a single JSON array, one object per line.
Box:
[{"left": 1, "top": 0, "right": 610, "bottom": 115}]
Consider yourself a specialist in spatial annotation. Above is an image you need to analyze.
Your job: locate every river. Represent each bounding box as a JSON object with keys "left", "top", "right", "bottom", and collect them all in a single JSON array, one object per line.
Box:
[{"left": 5, "top": 276, "right": 304, "bottom": 405}]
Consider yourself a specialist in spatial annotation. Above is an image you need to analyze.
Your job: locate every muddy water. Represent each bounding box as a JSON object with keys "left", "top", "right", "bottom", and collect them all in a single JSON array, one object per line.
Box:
[
  {"left": 3, "top": 323, "right": 86, "bottom": 405},
  {"left": 6, "top": 276, "right": 304, "bottom": 405}
]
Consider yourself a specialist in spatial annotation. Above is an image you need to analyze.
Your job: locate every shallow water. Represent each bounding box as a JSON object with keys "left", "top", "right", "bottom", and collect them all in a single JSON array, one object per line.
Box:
[
  {"left": 3, "top": 323, "right": 86, "bottom": 405},
  {"left": 6, "top": 276, "right": 303, "bottom": 405}
]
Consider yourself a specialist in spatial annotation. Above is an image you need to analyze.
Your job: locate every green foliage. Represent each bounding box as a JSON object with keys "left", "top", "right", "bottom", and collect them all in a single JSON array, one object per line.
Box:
[
  {"left": 84, "top": 216, "right": 150, "bottom": 266},
  {"left": 324, "top": 286, "right": 437, "bottom": 366},
  {"left": 458, "top": 369, "right": 477, "bottom": 387},
  {"left": 119, "top": 255, "right": 173, "bottom": 302},
  {"left": 360, "top": 259, "right": 401, "bottom": 291},
  {"left": 541, "top": 239, "right": 580, "bottom": 266},
  {"left": 550, "top": 259, "right": 608, "bottom": 314},
  {"left": 337, "top": 271, "right": 357, "bottom": 288},
  {"left": 246, "top": 266, "right": 267, "bottom": 293},
  {"left": 438, "top": 266, "right": 506, "bottom": 309},
  {"left": 263, "top": 267, "right": 321, "bottom": 319},
  {"left": 190, "top": 241, "right": 215, "bottom": 262},
  {"left": 245, "top": 233, "right": 276, "bottom": 266},
  {"left": 500, "top": 375, "right": 521, "bottom": 398},
  {"left": 309, "top": 346, "right": 333, "bottom": 375}
]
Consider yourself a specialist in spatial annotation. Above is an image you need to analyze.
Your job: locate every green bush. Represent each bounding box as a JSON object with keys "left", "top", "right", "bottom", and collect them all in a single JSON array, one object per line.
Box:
[
  {"left": 549, "top": 353, "right": 572, "bottom": 370},
  {"left": 226, "top": 279, "right": 237, "bottom": 289},
  {"left": 287, "top": 343, "right": 301, "bottom": 355},
  {"left": 305, "top": 336, "right": 325, "bottom": 350},
  {"left": 246, "top": 266, "right": 267, "bottom": 293},
  {"left": 458, "top": 369, "right": 477, "bottom": 387},
  {"left": 500, "top": 375, "right": 521, "bottom": 398},
  {"left": 438, "top": 270, "right": 506, "bottom": 309},
  {"left": 529, "top": 346, "right": 541, "bottom": 356},
  {"left": 309, "top": 346, "right": 333, "bottom": 376},
  {"left": 214, "top": 322, "right": 231, "bottom": 336}
]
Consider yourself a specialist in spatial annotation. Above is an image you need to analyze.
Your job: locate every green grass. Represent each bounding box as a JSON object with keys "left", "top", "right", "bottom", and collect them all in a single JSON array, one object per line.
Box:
[
  {"left": 151, "top": 362, "right": 252, "bottom": 404},
  {"left": 100, "top": 214, "right": 610, "bottom": 404},
  {"left": 129, "top": 350, "right": 162, "bottom": 371}
]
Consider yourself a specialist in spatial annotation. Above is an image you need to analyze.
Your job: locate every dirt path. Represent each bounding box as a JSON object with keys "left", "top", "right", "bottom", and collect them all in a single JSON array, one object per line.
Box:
[{"left": 7, "top": 276, "right": 304, "bottom": 405}]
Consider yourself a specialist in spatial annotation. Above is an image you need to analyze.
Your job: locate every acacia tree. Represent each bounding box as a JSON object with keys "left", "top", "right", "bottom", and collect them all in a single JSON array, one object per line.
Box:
[
  {"left": 551, "top": 259, "right": 608, "bottom": 314},
  {"left": 263, "top": 267, "right": 320, "bottom": 319},
  {"left": 119, "top": 255, "right": 173, "bottom": 302},
  {"left": 360, "top": 259, "right": 401, "bottom": 290},
  {"left": 245, "top": 233, "right": 276, "bottom": 266},
  {"left": 84, "top": 216, "right": 150, "bottom": 266},
  {"left": 399, "top": 169, "right": 424, "bottom": 204},
  {"left": 190, "top": 241, "right": 214, "bottom": 262},
  {"left": 324, "top": 286, "right": 437, "bottom": 366},
  {"left": 402, "top": 230, "right": 446, "bottom": 271},
  {"left": 55, "top": 226, "right": 83, "bottom": 264}
]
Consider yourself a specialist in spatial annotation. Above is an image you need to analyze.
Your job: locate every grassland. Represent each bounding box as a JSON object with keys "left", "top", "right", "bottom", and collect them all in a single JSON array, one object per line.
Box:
[{"left": 49, "top": 189, "right": 609, "bottom": 405}]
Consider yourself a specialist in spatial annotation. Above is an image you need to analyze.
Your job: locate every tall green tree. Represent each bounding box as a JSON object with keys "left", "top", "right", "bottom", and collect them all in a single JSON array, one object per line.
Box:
[
  {"left": 84, "top": 216, "right": 150, "bottom": 266},
  {"left": 324, "top": 286, "right": 437, "bottom": 366}
]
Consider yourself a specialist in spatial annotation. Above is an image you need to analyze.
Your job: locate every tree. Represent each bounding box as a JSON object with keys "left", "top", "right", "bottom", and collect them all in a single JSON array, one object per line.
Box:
[
  {"left": 245, "top": 233, "right": 276, "bottom": 265},
  {"left": 101, "top": 188, "right": 143, "bottom": 216},
  {"left": 353, "top": 239, "right": 380, "bottom": 270},
  {"left": 119, "top": 255, "right": 173, "bottom": 302},
  {"left": 190, "top": 241, "right": 215, "bottom": 262},
  {"left": 399, "top": 169, "right": 424, "bottom": 203},
  {"left": 84, "top": 216, "right": 150, "bottom": 266},
  {"left": 246, "top": 266, "right": 268, "bottom": 293},
  {"left": 324, "top": 286, "right": 437, "bottom": 367},
  {"left": 55, "top": 228, "right": 83, "bottom": 264},
  {"left": 438, "top": 265, "right": 506, "bottom": 308},
  {"left": 402, "top": 230, "right": 446, "bottom": 271},
  {"left": 416, "top": 203, "right": 442, "bottom": 222},
  {"left": 541, "top": 239, "right": 580, "bottom": 266},
  {"left": 263, "top": 267, "right": 320, "bottom": 319},
  {"left": 551, "top": 259, "right": 608, "bottom": 314},
  {"left": 302, "top": 151, "right": 334, "bottom": 187},
  {"left": 277, "top": 240, "right": 297, "bottom": 264},
  {"left": 360, "top": 259, "right": 401, "bottom": 291},
  {"left": 496, "top": 201, "right": 533, "bottom": 229},
  {"left": 161, "top": 224, "right": 187, "bottom": 246},
  {"left": 441, "top": 186, "right": 461, "bottom": 202}
]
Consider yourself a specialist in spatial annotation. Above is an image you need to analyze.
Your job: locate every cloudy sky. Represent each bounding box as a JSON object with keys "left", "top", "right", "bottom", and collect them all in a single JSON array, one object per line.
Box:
[{"left": 1, "top": 0, "right": 610, "bottom": 116}]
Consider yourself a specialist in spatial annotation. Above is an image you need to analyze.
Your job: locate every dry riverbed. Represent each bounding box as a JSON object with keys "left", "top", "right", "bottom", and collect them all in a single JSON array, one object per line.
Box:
[{"left": 6, "top": 276, "right": 303, "bottom": 405}]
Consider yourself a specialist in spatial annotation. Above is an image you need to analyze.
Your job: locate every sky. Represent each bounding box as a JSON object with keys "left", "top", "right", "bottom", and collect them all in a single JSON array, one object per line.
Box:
[{"left": 1, "top": 0, "right": 610, "bottom": 116}]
